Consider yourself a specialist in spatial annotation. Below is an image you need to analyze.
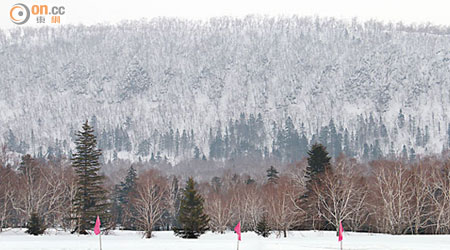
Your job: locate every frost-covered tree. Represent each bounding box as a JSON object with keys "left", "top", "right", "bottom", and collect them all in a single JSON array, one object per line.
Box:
[
  {"left": 0, "top": 17, "right": 449, "bottom": 163},
  {"left": 120, "top": 60, "right": 150, "bottom": 100}
]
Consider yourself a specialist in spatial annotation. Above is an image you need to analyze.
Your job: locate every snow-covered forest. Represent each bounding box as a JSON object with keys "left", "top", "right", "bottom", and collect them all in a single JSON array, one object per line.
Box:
[
  {"left": 2, "top": 16, "right": 450, "bottom": 246},
  {"left": 1, "top": 17, "right": 450, "bottom": 163}
]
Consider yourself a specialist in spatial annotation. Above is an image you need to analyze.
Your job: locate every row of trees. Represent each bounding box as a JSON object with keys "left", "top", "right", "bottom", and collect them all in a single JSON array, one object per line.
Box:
[
  {"left": 1, "top": 122, "right": 450, "bottom": 238},
  {"left": 0, "top": 121, "right": 210, "bottom": 238},
  {"left": 111, "top": 144, "right": 450, "bottom": 237},
  {"left": 5, "top": 110, "right": 445, "bottom": 164}
]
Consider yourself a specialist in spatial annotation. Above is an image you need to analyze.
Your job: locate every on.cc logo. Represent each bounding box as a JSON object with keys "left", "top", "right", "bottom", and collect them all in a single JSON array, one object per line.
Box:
[{"left": 10, "top": 3, "right": 30, "bottom": 25}]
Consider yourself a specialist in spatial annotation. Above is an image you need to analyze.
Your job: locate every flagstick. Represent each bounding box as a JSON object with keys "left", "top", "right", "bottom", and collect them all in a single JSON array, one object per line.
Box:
[
  {"left": 99, "top": 233, "right": 102, "bottom": 250},
  {"left": 340, "top": 239, "right": 342, "bottom": 250},
  {"left": 237, "top": 239, "right": 239, "bottom": 250}
]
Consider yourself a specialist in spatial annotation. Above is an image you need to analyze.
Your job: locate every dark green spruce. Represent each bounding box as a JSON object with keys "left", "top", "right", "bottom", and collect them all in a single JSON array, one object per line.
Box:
[
  {"left": 173, "top": 177, "right": 209, "bottom": 239},
  {"left": 302, "top": 143, "right": 332, "bottom": 202},
  {"left": 26, "top": 212, "right": 46, "bottom": 235},
  {"left": 71, "top": 120, "right": 109, "bottom": 234},
  {"left": 306, "top": 143, "right": 331, "bottom": 184},
  {"left": 255, "top": 214, "right": 271, "bottom": 238},
  {"left": 303, "top": 143, "right": 332, "bottom": 229},
  {"left": 266, "top": 166, "right": 279, "bottom": 183},
  {"left": 113, "top": 165, "right": 138, "bottom": 229}
]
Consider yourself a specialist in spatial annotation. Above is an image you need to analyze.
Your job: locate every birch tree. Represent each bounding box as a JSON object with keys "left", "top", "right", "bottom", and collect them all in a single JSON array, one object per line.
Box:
[
  {"left": 265, "top": 176, "right": 303, "bottom": 237},
  {"left": 132, "top": 170, "right": 169, "bottom": 238},
  {"left": 314, "top": 158, "right": 367, "bottom": 232}
]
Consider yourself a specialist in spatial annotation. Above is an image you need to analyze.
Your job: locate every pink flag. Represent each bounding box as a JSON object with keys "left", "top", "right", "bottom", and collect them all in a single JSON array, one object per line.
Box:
[
  {"left": 338, "top": 221, "right": 343, "bottom": 242},
  {"left": 94, "top": 216, "right": 101, "bottom": 235},
  {"left": 234, "top": 221, "right": 241, "bottom": 241}
]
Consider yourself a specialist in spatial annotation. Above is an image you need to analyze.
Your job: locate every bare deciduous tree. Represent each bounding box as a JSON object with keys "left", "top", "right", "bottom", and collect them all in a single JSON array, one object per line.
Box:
[
  {"left": 0, "top": 166, "right": 16, "bottom": 231},
  {"left": 427, "top": 159, "right": 450, "bottom": 233},
  {"left": 204, "top": 189, "right": 235, "bottom": 233},
  {"left": 406, "top": 163, "right": 433, "bottom": 234},
  {"left": 265, "top": 176, "right": 303, "bottom": 237},
  {"left": 314, "top": 158, "right": 368, "bottom": 232},
  {"left": 132, "top": 170, "right": 169, "bottom": 238},
  {"left": 233, "top": 182, "right": 265, "bottom": 231},
  {"left": 371, "top": 161, "right": 415, "bottom": 234},
  {"left": 9, "top": 156, "right": 73, "bottom": 228}
]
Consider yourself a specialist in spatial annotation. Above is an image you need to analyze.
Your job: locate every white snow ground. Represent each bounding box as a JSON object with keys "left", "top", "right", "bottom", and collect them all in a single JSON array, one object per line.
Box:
[{"left": 1, "top": 229, "right": 450, "bottom": 250}]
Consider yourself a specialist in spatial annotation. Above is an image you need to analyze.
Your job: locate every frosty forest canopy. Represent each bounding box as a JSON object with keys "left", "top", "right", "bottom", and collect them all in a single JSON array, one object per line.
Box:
[
  {"left": 0, "top": 16, "right": 449, "bottom": 164},
  {"left": 0, "top": 12, "right": 450, "bottom": 239}
]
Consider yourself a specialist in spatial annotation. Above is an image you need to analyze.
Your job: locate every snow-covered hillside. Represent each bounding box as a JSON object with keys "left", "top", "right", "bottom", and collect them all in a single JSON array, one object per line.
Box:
[{"left": 0, "top": 17, "right": 449, "bottom": 162}]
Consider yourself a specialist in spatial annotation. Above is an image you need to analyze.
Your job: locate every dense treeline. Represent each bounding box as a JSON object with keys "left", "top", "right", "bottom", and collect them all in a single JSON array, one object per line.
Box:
[
  {"left": 4, "top": 110, "right": 445, "bottom": 164},
  {"left": 1, "top": 143, "right": 450, "bottom": 236}
]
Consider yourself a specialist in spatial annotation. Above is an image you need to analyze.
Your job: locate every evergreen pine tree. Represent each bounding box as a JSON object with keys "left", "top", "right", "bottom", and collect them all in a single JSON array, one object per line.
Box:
[
  {"left": 193, "top": 146, "right": 200, "bottom": 159},
  {"left": 26, "top": 212, "right": 46, "bottom": 235},
  {"left": 371, "top": 140, "right": 382, "bottom": 160},
  {"left": 303, "top": 143, "right": 331, "bottom": 229},
  {"left": 266, "top": 166, "right": 279, "bottom": 183},
  {"left": 424, "top": 125, "right": 430, "bottom": 146},
  {"left": 120, "top": 166, "right": 137, "bottom": 229},
  {"left": 401, "top": 145, "right": 408, "bottom": 160},
  {"left": 306, "top": 143, "right": 331, "bottom": 184},
  {"left": 318, "top": 126, "right": 330, "bottom": 148},
  {"left": 137, "top": 139, "right": 150, "bottom": 156},
  {"left": 71, "top": 120, "right": 109, "bottom": 234},
  {"left": 388, "top": 141, "right": 396, "bottom": 159},
  {"left": 150, "top": 152, "right": 156, "bottom": 162},
  {"left": 6, "top": 129, "right": 17, "bottom": 152},
  {"left": 343, "top": 128, "right": 352, "bottom": 157},
  {"left": 255, "top": 215, "right": 271, "bottom": 237},
  {"left": 415, "top": 127, "right": 422, "bottom": 147},
  {"left": 173, "top": 177, "right": 209, "bottom": 239},
  {"left": 175, "top": 129, "right": 180, "bottom": 156},
  {"left": 398, "top": 109, "right": 405, "bottom": 129},
  {"left": 283, "top": 116, "right": 300, "bottom": 162},
  {"left": 111, "top": 185, "right": 122, "bottom": 228},
  {"left": 380, "top": 123, "right": 388, "bottom": 138},
  {"left": 245, "top": 177, "right": 256, "bottom": 185},
  {"left": 448, "top": 123, "right": 450, "bottom": 148},
  {"left": 362, "top": 143, "right": 370, "bottom": 161},
  {"left": 409, "top": 147, "right": 416, "bottom": 162},
  {"left": 120, "top": 166, "right": 137, "bottom": 201},
  {"left": 112, "top": 165, "right": 138, "bottom": 229},
  {"left": 328, "top": 119, "right": 338, "bottom": 157}
]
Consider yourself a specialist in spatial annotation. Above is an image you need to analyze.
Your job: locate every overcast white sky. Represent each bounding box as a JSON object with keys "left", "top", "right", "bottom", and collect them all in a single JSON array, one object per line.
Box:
[{"left": 1, "top": 0, "right": 450, "bottom": 29}]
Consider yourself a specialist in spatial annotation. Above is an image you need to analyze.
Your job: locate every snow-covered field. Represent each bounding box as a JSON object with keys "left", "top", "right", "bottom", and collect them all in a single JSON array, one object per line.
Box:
[{"left": 2, "top": 229, "right": 450, "bottom": 250}]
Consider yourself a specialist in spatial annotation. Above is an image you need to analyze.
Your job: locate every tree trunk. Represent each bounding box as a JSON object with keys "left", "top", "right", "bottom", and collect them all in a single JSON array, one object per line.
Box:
[{"left": 146, "top": 229, "right": 153, "bottom": 238}]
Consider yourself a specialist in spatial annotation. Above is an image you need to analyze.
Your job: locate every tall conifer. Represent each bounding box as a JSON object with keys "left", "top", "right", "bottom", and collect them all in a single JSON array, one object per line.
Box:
[
  {"left": 173, "top": 177, "right": 209, "bottom": 238},
  {"left": 306, "top": 143, "right": 331, "bottom": 184},
  {"left": 71, "top": 120, "right": 109, "bottom": 234}
]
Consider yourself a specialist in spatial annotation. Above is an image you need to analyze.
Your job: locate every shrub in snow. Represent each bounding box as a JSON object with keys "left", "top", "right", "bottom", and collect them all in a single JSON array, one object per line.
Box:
[{"left": 26, "top": 213, "right": 46, "bottom": 235}]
